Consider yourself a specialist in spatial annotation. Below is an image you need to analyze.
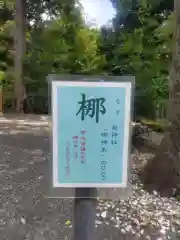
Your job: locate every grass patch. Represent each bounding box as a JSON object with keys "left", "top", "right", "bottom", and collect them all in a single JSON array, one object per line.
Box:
[
  {"left": 176, "top": 195, "right": 180, "bottom": 201},
  {"left": 140, "top": 118, "right": 168, "bottom": 132}
]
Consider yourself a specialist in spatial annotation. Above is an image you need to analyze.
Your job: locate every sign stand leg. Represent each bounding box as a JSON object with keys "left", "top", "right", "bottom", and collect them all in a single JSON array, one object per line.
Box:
[{"left": 73, "top": 188, "right": 97, "bottom": 240}]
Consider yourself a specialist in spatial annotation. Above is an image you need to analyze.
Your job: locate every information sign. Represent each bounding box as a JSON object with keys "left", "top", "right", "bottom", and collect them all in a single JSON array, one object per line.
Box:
[{"left": 52, "top": 80, "right": 132, "bottom": 188}]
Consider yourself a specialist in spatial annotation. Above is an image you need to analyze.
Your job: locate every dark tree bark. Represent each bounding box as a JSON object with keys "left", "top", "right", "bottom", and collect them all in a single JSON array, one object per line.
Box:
[
  {"left": 141, "top": 0, "right": 180, "bottom": 195},
  {"left": 14, "top": 0, "right": 26, "bottom": 112}
]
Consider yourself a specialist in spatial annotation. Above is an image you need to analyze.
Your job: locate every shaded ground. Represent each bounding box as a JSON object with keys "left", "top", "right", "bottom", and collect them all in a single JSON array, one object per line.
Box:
[
  {"left": 0, "top": 121, "right": 72, "bottom": 240},
  {"left": 0, "top": 114, "right": 179, "bottom": 240}
]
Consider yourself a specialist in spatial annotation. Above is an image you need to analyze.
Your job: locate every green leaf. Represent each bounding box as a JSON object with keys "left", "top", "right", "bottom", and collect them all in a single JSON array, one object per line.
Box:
[
  {"left": 65, "top": 220, "right": 71, "bottom": 226},
  {"left": 0, "top": 71, "right": 5, "bottom": 81}
]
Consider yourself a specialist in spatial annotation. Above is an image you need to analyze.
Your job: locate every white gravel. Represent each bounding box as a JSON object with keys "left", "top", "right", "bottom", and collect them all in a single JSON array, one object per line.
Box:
[{"left": 95, "top": 151, "right": 180, "bottom": 239}]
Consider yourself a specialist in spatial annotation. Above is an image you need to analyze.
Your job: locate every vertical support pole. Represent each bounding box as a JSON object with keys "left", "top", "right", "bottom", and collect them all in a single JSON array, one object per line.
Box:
[
  {"left": 0, "top": 85, "right": 3, "bottom": 116},
  {"left": 73, "top": 188, "right": 97, "bottom": 240}
]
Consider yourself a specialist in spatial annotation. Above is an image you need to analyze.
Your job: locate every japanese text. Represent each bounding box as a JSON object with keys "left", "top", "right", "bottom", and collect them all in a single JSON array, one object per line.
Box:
[
  {"left": 111, "top": 125, "right": 119, "bottom": 145},
  {"left": 100, "top": 129, "right": 108, "bottom": 180},
  {"left": 72, "top": 136, "right": 79, "bottom": 160},
  {"left": 80, "top": 129, "right": 86, "bottom": 163},
  {"left": 76, "top": 93, "right": 106, "bottom": 123},
  {"left": 65, "top": 141, "right": 71, "bottom": 176}
]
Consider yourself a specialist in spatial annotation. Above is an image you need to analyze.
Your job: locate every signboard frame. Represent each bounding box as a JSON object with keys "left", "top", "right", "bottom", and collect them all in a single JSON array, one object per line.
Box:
[{"left": 46, "top": 74, "right": 135, "bottom": 199}]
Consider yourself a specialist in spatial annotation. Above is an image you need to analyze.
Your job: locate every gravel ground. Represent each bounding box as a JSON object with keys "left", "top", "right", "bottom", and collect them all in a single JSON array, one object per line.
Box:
[{"left": 0, "top": 118, "right": 180, "bottom": 240}]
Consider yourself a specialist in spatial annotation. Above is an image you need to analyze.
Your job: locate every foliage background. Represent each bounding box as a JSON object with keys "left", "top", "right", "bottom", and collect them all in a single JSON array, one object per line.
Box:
[{"left": 0, "top": 0, "right": 173, "bottom": 118}]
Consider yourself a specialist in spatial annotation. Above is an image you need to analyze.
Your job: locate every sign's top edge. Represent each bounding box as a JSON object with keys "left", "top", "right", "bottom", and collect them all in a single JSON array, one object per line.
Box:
[
  {"left": 51, "top": 81, "right": 133, "bottom": 89},
  {"left": 47, "top": 74, "right": 135, "bottom": 84}
]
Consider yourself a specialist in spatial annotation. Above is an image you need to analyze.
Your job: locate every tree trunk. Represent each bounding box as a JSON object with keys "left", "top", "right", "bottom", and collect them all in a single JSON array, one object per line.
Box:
[
  {"left": 14, "top": 0, "right": 26, "bottom": 112},
  {"left": 141, "top": 0, "right": 180, "bottom": 195}
]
